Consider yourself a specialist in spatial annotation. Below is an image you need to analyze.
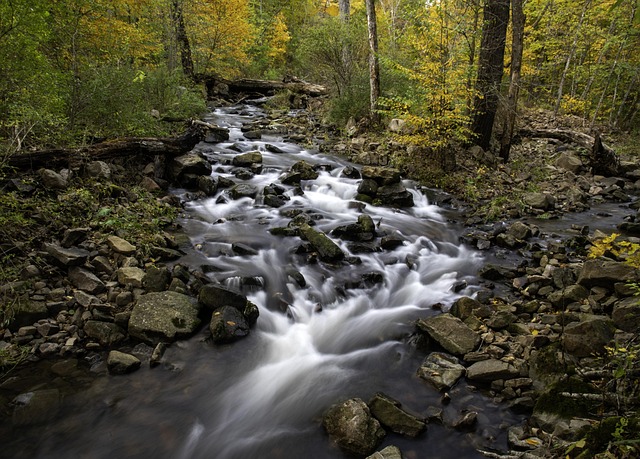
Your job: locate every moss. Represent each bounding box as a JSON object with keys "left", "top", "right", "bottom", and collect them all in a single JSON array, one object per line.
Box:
[{"left": 534, "top": 376, "right": 599, "bottom": 418}]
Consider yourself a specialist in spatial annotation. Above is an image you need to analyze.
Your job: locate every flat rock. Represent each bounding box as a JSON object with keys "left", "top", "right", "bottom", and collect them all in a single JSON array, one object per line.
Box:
[
  {"left": 466, "top": 359, "right": 520, "bottom": 382},
  {"left": 117, "top": 267, "right": 145, "bottom": 288},
  {"left": 416, "top": 313, "right": 480, "bottom": 356},
  {"left": 69, "top": 267, "right": 105, "bottom": 294},
  {"left": 106, "top": 235, "right": 136, "bottom": 255},
  {"left": 368, "top": 393, "right": 425, "bottom": 437},
  {"left": 84, "top": 320, "right": 126, "bottom": 347},
  {"left": 417, "top": 352, "right": 466, "bottom": 390},
  {"left": 44, "top": 243, "right": 89, "bottom": 267},
  {"left": 577, "top": 259, "right": 636, "bottom": 288},
  {"left": 128, "top": 291, "right": 201, "bottom": 344}
]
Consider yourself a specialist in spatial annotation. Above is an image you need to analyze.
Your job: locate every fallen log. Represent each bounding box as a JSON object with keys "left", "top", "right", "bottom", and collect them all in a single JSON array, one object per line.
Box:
[
  {"left": 519, "top": 127, "right": 620, "bottom": 176},
  {"left": 7, "top": 122, "right": 207, "bottom": 171},
  {"left": 200, "top": 75, "right": 328, "bottom": 99}
]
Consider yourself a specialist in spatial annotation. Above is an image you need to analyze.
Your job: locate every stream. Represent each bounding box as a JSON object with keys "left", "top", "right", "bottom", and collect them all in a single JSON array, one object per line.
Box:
[{"left": 2, "top": 104, "right": 531, "bottom": 459}]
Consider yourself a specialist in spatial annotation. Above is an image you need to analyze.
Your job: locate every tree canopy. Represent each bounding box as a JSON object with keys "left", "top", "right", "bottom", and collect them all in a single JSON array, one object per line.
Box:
[{"left": 1, "top": 0, "right": 638, "bottom": 154}]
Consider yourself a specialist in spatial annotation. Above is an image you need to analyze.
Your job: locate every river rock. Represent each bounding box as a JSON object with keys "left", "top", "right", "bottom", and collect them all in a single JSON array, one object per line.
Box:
[
  {"left": 281, "top": 160, "right": 319, "bottom": 184},
  {"left": 84, "top": 321, "right": 126, "bottom": 347},
  {"left": 377, "top": 183, "right": 414, "bottom": 208},
  {"left": 204, "top": 126, "right": 230, "bottom": 143},
  {"left": 39, "top": 169, "right": 68, "bottom": 190},
  {"left": 450, "top": 296, "right": 492, "bottom": 320},
  {"left": 142, "top": 265, "right": 171, "bottom": 292},
  {"left": 199, "top": 283, "right": 249, "bottom": 310},
  {"left": 417, "top": 352, "right": 465, "bottom": 391},
  {"left": 507, "top": 221, "right": 532, "bottom": 240},
  {"left": 61, "top": 227, "right": 90, "bottom": 248},
  {"left": 107, "top": 350, "right": 141, "bottom": 375},
  {"left": 368, "top": 393, "right": 425, "bottom": 437},
  {"left": 117, "top": 267, "right": 145, "bottom": 288},
  {"left": 298, "top": 224, "right": 345, "bottom": 262},
  {"left": 44, "top": 243, "right": 89, "bottom": 267},
  {"left": 86, "top": 161, "right": 111, "bottom": 179},
  {"left": 69, "top": 267, "right": 106, "bottom": 294},
  {"left": 361, "top": 166, "right": 401, "bottom": 185},
  {"left": 555, "top": 153, "right": 583, "bottom": 173},
  {"left": 416, "top": 313, "right": 480, "bottom": 356},
  {"left": 197, "top": 175, "right": 218, "bottom": 196},
  {"left": 229, "top": 183, "right": 259, "bottom": 199},
  {"left": 209, "top": 306, "right": 250, "bottom": 343},
  {"left": 523, "top": 192, "right": 556, "bottom": 210},
  {"left": 169, "top": 153, "right": 212, "bottom": 181},
  {"left": 232, "top": 151, "right": 263, "bottom": 167},
  {"left": 466, "top": 359, "right": 520, "bottom": 382},
  {"left": 106, "top": 235, "right": 136, "bottom": 255},
  {"left": 323, "top": 398, "right": 386, "bottom": 456},
  {"left": 577, "top": 259, "right": 636, "bottom": 288},
  {"left": 12, "top": 389, "right": 60, "bottom": 426},
  {"left": 547, "top": 284, "right": 589, "bottom": 307},
  {"left": 561, "top": 315, "right": 615, "bottom": 357},
  {"left": 612, "top": 297, "right": 640, "bottom": 332},
  {"left": 128, "top": 291, "right": 201, "bottom": 344}
]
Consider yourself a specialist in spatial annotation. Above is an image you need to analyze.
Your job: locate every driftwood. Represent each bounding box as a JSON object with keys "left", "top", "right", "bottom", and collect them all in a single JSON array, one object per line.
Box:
[
  {"left": 200, "top": 75, "right": 328, "bottom": 99},
  {"left": 519, "top": 127, "right": 620, "bottom": 176},
  {"left": 7, "top": 122, "right": 206, "bottom": 171}
]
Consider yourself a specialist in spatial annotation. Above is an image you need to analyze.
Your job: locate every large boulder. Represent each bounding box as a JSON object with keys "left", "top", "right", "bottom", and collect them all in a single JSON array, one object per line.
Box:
[
  {"left": 416, "top": 313, "right": 480, "bottom": 356},
  {"left": 612, "top": 297, "right": 640, "bottom": 332},
  {"left": 169, "top": 153, "right": 212, "bottom": 181},
  {"left": 323, "top": 398, "right": 386, "bottom": 456},
  {"left": 368, "top": 393, "right": 426, "bottom": 437},
  {"left": 577, "top": 259, "right": 636, "bottom": 288},
  {"left": 128, "top": 291, "right": 201, "bottom": 344},
  {"left": 561, "top": 315, "right": 615, "bottom": 357}
]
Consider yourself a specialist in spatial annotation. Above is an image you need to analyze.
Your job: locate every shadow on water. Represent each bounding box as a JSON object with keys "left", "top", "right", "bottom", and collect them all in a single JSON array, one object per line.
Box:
[{"left": 0, "top": 105, "right": 529, "bottom": 459}]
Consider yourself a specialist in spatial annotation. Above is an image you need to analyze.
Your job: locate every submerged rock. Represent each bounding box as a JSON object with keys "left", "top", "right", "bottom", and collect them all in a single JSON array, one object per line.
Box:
[
  {"left": 368, "top": 393, "right": 426, "bottom": 437},
  {"left": 298, "top": 224, "right": 345, "bottom": 262}
]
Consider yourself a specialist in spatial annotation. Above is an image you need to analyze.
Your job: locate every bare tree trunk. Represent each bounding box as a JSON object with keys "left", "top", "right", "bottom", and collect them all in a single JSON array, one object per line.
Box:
[
  {"left": 499, "top": 0, "right": 524, "bottom": 163},
  {"left": 553, "top": 0, "right": 591, "bottom": 118},
  {"left": 472, "top": 0, "right": 510, "bottom": 150},
  {"left": 339, "top": 0, "right": 350, "bottom": 20},
  {"left": 171, "top": 0, "right": 194, "bottom": 80},
  {"left": 365, "top": 0, "right": 380, "bottom": 124}
]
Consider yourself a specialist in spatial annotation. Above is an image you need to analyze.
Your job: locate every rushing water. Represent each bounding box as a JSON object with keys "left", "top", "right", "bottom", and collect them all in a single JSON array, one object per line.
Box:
[{"left": 1, "top": 105, "right": 527, "bottom": 459}]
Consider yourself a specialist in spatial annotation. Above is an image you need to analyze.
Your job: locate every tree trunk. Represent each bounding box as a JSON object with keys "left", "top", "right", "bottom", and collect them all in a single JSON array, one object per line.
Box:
[
  {"left": 553, "top": 0, "right": 591, "bottom": 118},
  {"left": 472, "top": 0, "right": 510, "bottom": 150},
  {"left": 365, "top": 0, "right": 381, "bottom": 124},
  {"left": 171, "top": 0, "right": 194, "bottom": 80},
  {"left": 498, "top": 0, "right": 524, "bottom": 162},
  {"left": 339, "top": 0, "right": 350, "bottom": 20}
]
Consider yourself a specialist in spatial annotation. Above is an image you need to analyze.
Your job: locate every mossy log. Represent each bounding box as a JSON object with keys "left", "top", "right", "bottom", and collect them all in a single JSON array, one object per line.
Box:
[{"left": 7, "top": 122, "right": 207, "bottom": 171}]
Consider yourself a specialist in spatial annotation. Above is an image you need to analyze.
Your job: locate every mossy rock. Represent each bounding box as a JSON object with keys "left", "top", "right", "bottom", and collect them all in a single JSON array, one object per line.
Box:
[
  {"left": 534, "top": 376, "right": 599, "bottom": 418},
  {"left": 570, "top": 416, "right": 640, "bottom": 458}
]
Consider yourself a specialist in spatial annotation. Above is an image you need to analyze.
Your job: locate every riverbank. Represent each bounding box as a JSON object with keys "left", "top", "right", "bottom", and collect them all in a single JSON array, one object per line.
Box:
[{"left": 1, "top": 101, "right": 638, "bottom": 458}]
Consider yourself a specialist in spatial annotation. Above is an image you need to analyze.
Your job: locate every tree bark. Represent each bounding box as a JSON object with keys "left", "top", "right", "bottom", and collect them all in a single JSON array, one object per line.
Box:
[
  {"left": 365, "top": 0, "right": 381, "bottom": 124},
  {"left": 472, "top": 0, "right": 510, "bottom": 150},
  {"left": 498, "top": 0, "right": 524, "bottom": 162},
  {"left": 7, "top": 123, "right": 206, "bottom": 171},
  {"left": 338, "top": 0, "right": 350, "bottom": 20},
  {"left": 171, "top": 0, "right": 194, "bottom": 80}
]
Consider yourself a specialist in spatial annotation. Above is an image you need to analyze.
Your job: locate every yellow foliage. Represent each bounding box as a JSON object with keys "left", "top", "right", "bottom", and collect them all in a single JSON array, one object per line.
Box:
[
  {"left": 265, "top": 13, "right": 291, "bottom": 65},
  {"left": 588, "top": 233, "right": 640, "bottom": 268},
  {"left": 186, "top": 0, "right": 256, "bottom": 76}
]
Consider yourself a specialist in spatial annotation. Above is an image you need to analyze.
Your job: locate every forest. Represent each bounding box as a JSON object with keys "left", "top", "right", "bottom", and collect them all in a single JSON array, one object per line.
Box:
[{"left": 0, "top": 0, "right": 638, "bottom": 159}]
